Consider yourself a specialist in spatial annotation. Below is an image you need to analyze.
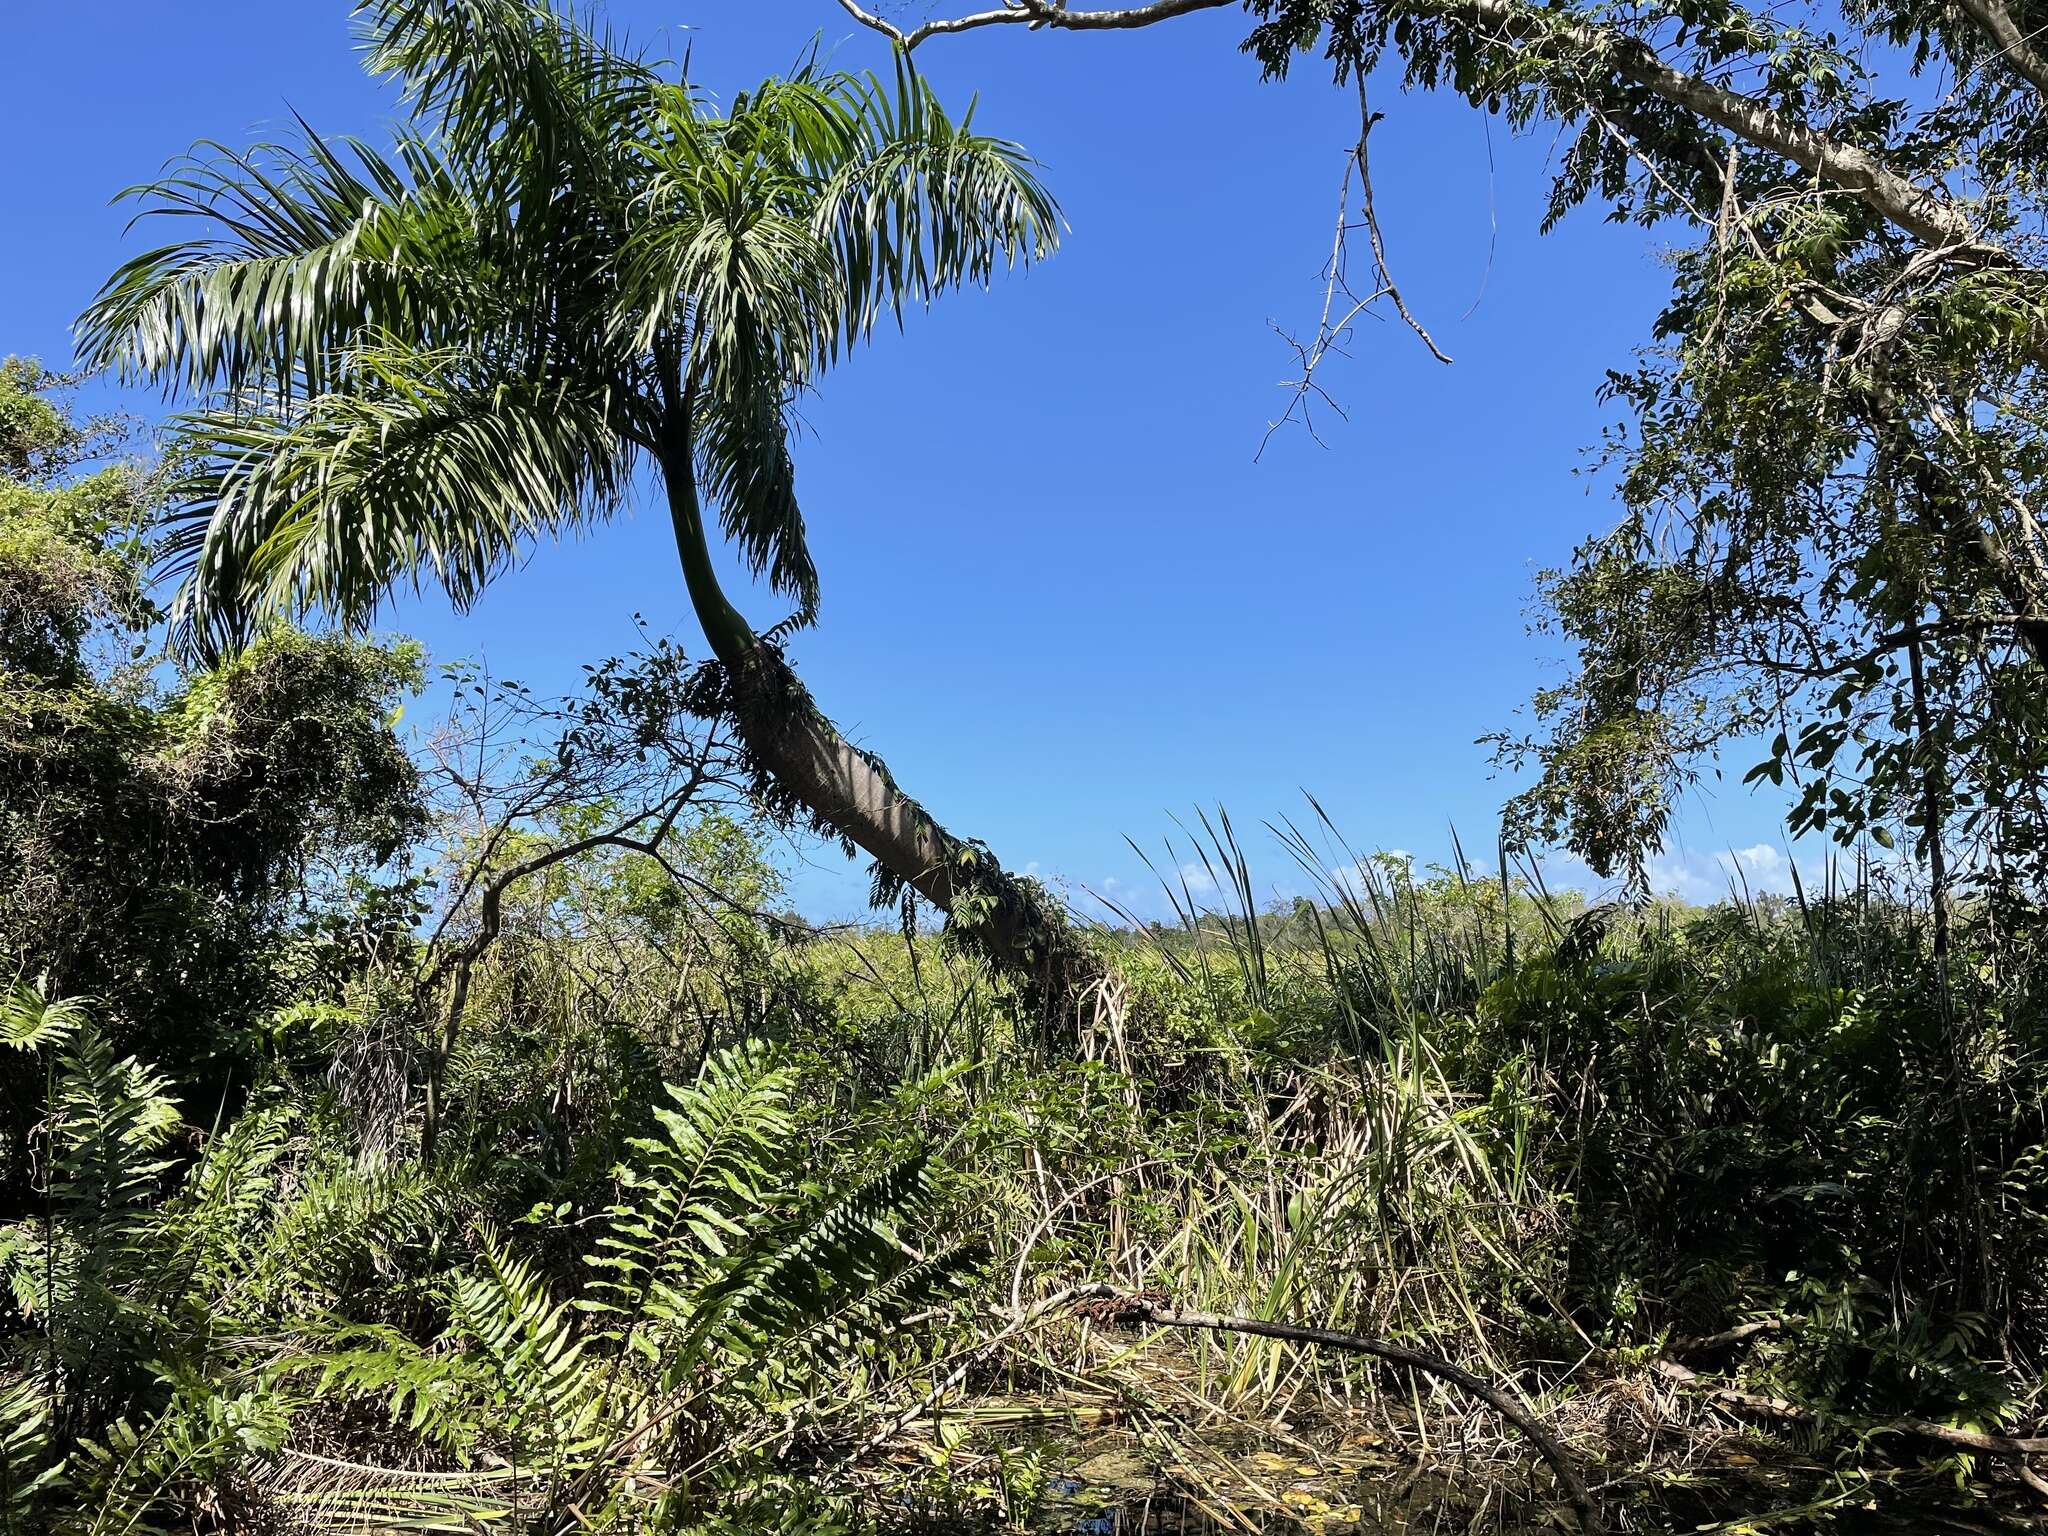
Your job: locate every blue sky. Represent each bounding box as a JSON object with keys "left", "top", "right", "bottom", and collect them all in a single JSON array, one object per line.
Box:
[{"left": 4, "top": 1, "right": 1812, "bottom": 918}]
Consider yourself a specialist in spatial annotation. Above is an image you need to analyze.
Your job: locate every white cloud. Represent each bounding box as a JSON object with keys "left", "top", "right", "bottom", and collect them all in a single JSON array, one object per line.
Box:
[
  {"left": 1322, "top": 851, "right": 1414, "bottom": 905},
  {"left": 1730, "top": 843, "right": 1779, "bottom": 871},
  {"left": 1641, "top": 848, "right": 1736, "bottom": 904},
  {"left": 1178, "top": 861, "right": 1217, "bottom": 895},
  {"left": 1327, "top": 860, "right": 1371, "bottom": 901},
  {"left": 1545, "top": 841, "right": 1835, "bottom": 904}
]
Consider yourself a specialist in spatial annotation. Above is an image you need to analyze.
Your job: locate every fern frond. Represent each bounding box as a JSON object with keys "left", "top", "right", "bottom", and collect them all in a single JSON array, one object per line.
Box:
[
  {"left": 678, "top": 1154, "right": 965, "bottom": 1377},
  {"left": 160, "top": 1103, "right": 294, "bottom": 1301},
  {"left": 35, "top": 1016, "right": 184, "bottom": 1325},
  {"left": 0, "top": 1377, "right": 66, "bottom": 1521},
  {"left": 51, "top": 1025, "right": 182, "bottom": 1224},
  {"left": 250, "top": 1154, "right": 437, "bottom": 1313},
  {"left": 285, "top": 1321, "right": 491, "bottom": 1454},
  {"left": 447, "top": 1222, "right": 601, "bottom": 1460},
  {"left": 583, "top": 1043, "right": 794, "bottom": 1346},
  {"left": 0, "top": 983, "right": 88, "bottom": 1053},
  {"left": 0, "top": 1226, "right": 50, "bottom": 1321}
]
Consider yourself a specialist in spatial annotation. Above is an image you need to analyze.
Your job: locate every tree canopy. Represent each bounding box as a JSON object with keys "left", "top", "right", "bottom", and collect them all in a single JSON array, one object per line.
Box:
[
  {"left": 77, "top": 0, "right": 1091, "bottom": 996},
  {"left": 844, "top": 0, "right": 2048, "bottom": 915},
  {"left": 82, "top": 0, "right": 1057, "bottom": 659}
]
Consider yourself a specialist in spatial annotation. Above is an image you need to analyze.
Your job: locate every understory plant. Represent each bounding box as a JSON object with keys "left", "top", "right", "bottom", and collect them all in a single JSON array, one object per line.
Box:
[{"left": 0, "top": 981, "right": 968, "bottom": 1531}]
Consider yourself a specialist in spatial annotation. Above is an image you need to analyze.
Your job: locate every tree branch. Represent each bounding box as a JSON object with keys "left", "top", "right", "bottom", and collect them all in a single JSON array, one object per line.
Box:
[
  {"left": 832, "top": 0, "right": 1234, "bottom": 50},
  {"left": 1953, "top": 0, "right": 2048, "bottom": 101},
  {"left": 1353, "top": 78, "right": 1452, "bottom": 364},
  {"left": 419, "top": 775, "right": 706, "bottom": 1158},
  {"left": 1442, "top": 0, "right": 1984, "bottom": 250},
  {"left": 846, "top": 0, "right": 1990, "bottom": 254}
]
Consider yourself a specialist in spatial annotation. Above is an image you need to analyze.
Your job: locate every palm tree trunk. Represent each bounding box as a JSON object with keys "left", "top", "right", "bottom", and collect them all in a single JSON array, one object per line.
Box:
[{"left": 657, "top": 440, "right": 1093, "bottom": 1023}]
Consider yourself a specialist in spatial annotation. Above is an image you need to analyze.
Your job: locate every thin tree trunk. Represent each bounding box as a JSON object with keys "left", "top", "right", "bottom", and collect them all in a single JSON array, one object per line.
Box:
[
  {"left": 656, "top": 432, "right": 1094, "bottom": 1023},
  {"left": 1904, "top": 620, "right": 1998, "bottom": 1309},
  {"left": 418, "top": 788, "right": 702, "bottom": 1158},
  {"left": 1905, "top": 624, "right": 1953, "bottom": 971}
]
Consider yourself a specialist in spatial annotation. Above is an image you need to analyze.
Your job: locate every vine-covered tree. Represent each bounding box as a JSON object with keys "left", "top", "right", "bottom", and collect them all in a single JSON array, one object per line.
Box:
[
  {"left": 0, "top": 358, "right": 422, "bottom": 1161},
  {"left": 81, "top": 0, "right": 1093, "bottom": 1012}
]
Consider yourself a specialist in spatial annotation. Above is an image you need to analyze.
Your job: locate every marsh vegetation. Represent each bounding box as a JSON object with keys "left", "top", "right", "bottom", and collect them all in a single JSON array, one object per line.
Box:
[{"left": 8, "top": 0, "right": 2048, "bottom": 1528}]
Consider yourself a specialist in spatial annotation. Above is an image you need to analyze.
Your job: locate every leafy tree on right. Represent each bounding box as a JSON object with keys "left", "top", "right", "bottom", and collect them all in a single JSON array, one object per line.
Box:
[{"left": 842, "top": 0, "right": 2048, "bottom": 930}]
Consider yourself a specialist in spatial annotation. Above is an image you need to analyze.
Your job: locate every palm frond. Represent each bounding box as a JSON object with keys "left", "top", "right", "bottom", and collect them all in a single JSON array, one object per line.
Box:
[
  {"left": 816, "top": 56, "right": 1061, "bottom": 343},
  {"left": 81, "top": 0, "right": 1059, "bottom": 664},
  {"left": 359, "top": 0, "right": 658, "bottom": 199},
  {"left": 622, "top": 61, "right": 1054, "bottom": 622},
  {"left": 159, "top": 347, "right": 634, "bottom": 656},
  {"left": 79, "top": 131, "right": 488, "bottom": 401},
  {"left": 257, "top": 1456, "right": 526, "bottom": 1535},
  {"left": 691, "top": 351, "right": 818, "bottom": 623}
]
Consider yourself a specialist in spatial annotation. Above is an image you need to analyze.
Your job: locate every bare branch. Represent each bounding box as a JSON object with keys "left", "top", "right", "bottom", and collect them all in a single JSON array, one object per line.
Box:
[
  {"left": 832, "top": 0, "right": 1234, "bottom": 50},
  {"left": 1352, "top": 79, "right": 1452, "bottom": 366},
  {"left": 1258, "top": 82, "right": 1450, "bottom": 456}
]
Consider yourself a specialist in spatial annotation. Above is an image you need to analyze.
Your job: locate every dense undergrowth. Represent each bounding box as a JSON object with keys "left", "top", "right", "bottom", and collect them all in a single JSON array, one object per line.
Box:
[
  {"left": 6, "top": 847, "right": 2047, "bottom": 1529},
  {"left": 6, "top": 365, "right": 2048, "bottom": 1531}
]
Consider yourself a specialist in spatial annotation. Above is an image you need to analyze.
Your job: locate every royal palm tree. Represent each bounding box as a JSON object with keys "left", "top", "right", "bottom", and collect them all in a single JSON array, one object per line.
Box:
[{"left": 80, "top": 0, "right": 1091, "bottom": 1003}]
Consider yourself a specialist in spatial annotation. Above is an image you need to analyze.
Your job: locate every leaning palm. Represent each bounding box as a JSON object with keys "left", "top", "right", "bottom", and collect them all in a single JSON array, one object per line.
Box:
[{"left": 80, "top": 0, "right": 1090, "bottom": 1039}]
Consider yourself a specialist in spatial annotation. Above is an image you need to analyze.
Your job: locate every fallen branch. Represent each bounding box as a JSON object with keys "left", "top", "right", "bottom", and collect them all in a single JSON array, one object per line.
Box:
[
  {"left": 1669, "top": 1317, "right": 1789, "bottom": 1355},
  {"left": 1652, "top": 1357, "right": 2048, "bottom": 1461},
  {"left": 1070, "top": 1285, "right": 1605, "bottom": 1536},
  {"left": 849, "top": 1286, "right": 1093, "bottom": 1463}
]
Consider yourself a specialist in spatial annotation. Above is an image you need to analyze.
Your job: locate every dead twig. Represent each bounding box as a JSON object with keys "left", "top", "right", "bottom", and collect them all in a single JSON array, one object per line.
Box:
[
  {"left": 1258, "top": 80, "right": 1452, "bottom": 456},
  {"left": 1352, "top": 79, "right": 1452, "bottom": 367}
]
